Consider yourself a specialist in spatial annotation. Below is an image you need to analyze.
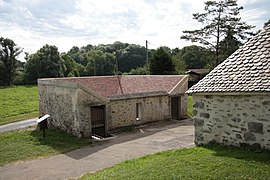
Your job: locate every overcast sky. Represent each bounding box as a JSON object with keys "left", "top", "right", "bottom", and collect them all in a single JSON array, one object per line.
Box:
[{"left": 0, "top": 0, "right": 269, "bottom": 60}]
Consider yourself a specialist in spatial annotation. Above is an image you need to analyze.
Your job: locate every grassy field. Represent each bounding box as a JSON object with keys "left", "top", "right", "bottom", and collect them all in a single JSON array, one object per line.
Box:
[
  {"left": 0, "top": 86, "right": 39, "bottom": 125},
  {"left": 82, "top": 146, "right": 270, "bottom": 179},
  {"left": 0, "top": 86, "right": 194, "bottom": 125},
  {"left": 0, "top": 128, "right": 90, "bottom": 166}
]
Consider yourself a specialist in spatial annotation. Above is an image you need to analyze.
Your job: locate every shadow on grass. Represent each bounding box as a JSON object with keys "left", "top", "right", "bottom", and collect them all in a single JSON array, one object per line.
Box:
[
  {"left": 203, "top": 145, "right": 270, "bottom": 165},
  {"left": 30, "top": 128, "right": 91, "bottom": 154}
]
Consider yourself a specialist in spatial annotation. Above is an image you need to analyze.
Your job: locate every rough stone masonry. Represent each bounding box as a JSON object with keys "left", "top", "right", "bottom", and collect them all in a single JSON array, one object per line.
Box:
[{"left": 193, "top": 94, "right": 270, "bottom": 149}]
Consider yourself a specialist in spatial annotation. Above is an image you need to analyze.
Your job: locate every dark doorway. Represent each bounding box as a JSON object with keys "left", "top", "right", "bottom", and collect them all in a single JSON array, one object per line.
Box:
[
  {"left": 171, "top": 97, "right": 181, "bottom": 120},
  {"left": 91, "top": 105, "right": 107, "bottom": 138}
]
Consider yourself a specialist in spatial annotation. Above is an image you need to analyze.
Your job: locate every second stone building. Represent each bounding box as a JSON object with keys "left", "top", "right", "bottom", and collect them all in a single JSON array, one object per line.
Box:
[{"left": 39, "top": 75, "right": 188, "bottom": 138}]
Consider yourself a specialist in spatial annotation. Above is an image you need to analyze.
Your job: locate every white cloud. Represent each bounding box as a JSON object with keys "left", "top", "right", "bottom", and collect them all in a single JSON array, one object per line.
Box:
[{"left": 0, "top": 0, "right": 268, "bottom": 61}]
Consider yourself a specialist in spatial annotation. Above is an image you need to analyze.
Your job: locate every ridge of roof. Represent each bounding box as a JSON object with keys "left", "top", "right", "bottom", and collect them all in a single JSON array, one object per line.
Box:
[{"left": 187, "top": 24, "right": 270, "bottom": 94}]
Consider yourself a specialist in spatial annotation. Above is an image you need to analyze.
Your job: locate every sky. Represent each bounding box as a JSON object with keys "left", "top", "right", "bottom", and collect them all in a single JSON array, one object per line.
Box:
[{"left": 0, "top": 0, "right": 269, "bottom": 61}]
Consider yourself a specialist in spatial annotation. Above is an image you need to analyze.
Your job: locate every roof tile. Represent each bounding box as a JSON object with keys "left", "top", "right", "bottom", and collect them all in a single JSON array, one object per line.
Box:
[{"left": 55, "top": 75, "right": 185, "bottom": 98}]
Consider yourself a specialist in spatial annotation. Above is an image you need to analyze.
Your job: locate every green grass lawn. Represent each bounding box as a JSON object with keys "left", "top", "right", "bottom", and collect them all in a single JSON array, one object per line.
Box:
[
  {"left": 82, "top": 146, "right": 270, "bottom": 180},
  {"left": 0, "top": 86, "right": 39, "bottom": 125},
  {"left": 187, "top": 96, "right": 193, "bottom": 117},
  {"left": 0, "top": 128, "right": 90, "bottom": 166}
]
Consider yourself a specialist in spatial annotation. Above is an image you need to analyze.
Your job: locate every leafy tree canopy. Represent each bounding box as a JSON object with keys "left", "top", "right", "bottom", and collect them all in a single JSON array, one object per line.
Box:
[
  {"left": 0, "top": 37, "right": 22, "bottom": 86},
  {"left": 24, "top": 44, "right": 64, "bottom": 84}
]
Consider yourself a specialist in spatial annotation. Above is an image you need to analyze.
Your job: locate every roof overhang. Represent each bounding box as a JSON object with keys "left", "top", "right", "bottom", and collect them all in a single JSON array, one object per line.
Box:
[
  {"left": 109, "top": 91, "right": 168, "bottom": 101},
  {"left": 169, "top": 75, "right": 188, "bottom": 95},
  {"left": 190, "top": 92, "right": 270, "bottom": 96},
  {"left": 38, "top": 78, "right": 108, "bottom": 102}
]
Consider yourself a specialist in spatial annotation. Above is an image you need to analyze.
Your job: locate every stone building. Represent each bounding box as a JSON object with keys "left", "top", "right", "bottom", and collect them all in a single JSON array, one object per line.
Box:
[
  {"left": 187, "top": 25, "right": 270, "bottom": 150},
  {"left": 39, "top": 75, "right": 188, "bottom": 138},
  {"left": 186, "top": 69, "right": 209, "bottom": 88}
]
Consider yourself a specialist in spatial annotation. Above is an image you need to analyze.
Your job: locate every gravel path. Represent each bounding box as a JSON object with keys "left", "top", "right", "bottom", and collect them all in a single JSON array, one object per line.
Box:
[
  {"left": 0, "top": 118, "right": 38, "bottom": 132},
  {"left": 0, "top": 119, "right": 194, "bottom": 180}
]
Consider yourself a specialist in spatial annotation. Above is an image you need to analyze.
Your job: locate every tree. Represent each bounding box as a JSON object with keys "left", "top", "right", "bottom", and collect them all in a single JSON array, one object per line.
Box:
[
  {"left": 172, "top": 53, "right": 187, "bottom": 75},
  {"left": 149, "top": 47, "right": 175, "bottom": 75},
  {"left": 62, "top": 54, "right": 79, "bottom": 77},
  {"left": 181, "top": 0, "right": 254, "bottom": 67},
  {"left": 24, "top": 44, "right": 64, "bottom": 84},
  {"left": 67, "top": 46, "right": 88, "bottom": 66},
  {"left": 125, "top": 66, "right": 149, "bottom": 75},
  {"left": 85, "top": 50, "right": 115, "bottom": 76},
  {"left": 0, "top": 37, "right": 22, "bottom": 85},
  {"left": 219, "top": 27, "right": 242, "bottom": 60},
  {"left": 117, "top": 44, "right": 146, "bottom": 73},
  {"left": 179, "top": 45, "right": 211, "bottom": 69}
]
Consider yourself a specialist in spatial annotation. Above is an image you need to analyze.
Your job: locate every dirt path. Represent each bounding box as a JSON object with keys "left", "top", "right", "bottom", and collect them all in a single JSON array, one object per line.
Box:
[
  {"left": 0, "top": 118, "right": 38, "bottom": 132},
  {"left": 0, "top": 119, "right": 194, "bottom": 180}
]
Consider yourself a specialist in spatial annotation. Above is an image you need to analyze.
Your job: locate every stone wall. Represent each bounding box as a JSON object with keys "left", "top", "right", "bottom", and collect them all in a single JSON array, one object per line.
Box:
[
  {"left": 39, "top": 80, "right": 105, "bottom": 137},
  {"left": 39, "top": 77, "right": 188, "bottom": 137},
  {"left": 193, "top": 94, "right": 270, "bottom": 149},
  {"left": 108, "top": 95, "right": 170, "bottom": 130},
  {"left": 39, "top": 83, "right": 80, "bottom": 136},
  {"left": 170, "top": 76, "right": 188, "bottom": 116}
]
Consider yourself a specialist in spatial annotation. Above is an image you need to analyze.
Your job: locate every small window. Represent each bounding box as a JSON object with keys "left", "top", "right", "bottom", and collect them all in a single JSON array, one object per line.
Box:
[{"left": 136, "top": 103, "right": 142, "bottom": 120}]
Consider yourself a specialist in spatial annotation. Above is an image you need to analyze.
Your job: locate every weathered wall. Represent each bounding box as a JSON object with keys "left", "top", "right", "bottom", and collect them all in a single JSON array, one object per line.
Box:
[
  {"left": 108, "top": 95, "right": 170, "bottom": 129},
  {"left": 193, "top": 94, "right": 270, "bottom": 149},
  {"left": 170, "top": 76, "right": 188, "bottom": 116},
  {"left": 39, "top": 76, "right": 188, "bottom": 137},
  {"left": 39, "top": 83, "right": 81, "bottom": 136},
  {"left": 77, "top": 87, "right": 107, "bottom": 137},
  {"left": 39, "top": 81, "right": 105, "bottom": 137}
]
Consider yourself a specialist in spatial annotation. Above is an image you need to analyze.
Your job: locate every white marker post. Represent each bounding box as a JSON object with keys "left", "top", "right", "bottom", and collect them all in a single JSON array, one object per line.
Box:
[{"left": 37, "top": 114, "right": 50, "bottom": 137}]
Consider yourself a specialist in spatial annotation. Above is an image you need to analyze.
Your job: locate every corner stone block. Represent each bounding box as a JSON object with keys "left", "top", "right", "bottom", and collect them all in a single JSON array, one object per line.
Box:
[
  {"left": 243, "top": 132, "right": 256, "bottom": 141},
  {"left": 195, "top": 133, "right": 204, "bottom": 143},
  {"left": 194, "top": 118, "right": 204, "bottom": 127},
  {"left": 200, "top": 113, "right": 210, "bottom": 119},
  {"left": 193, "top": 110, "right": 198, "bottom": 116},
  {"left": 236, "top": 134, "right": 242, "bottom": 139},
  {"left": 231, "top": 117, "right": 241, "bottom": 123},
  {"left": 193, "top": 102, "right": 204, "bottom": 109},
  {"left": 248, "top": 122, "right": 263, "bottom": 134},
  {"left": 262, "top": 101, "right": 270, "bottom": 106}
]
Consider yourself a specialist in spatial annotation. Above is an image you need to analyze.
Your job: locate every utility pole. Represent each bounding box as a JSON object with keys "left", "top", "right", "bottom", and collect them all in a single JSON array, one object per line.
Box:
[
  {"left": 115, "top": 50, "right": 119, "bottom": 76},
  {"left": 94, "top": 59, "right": 96, "bottom": 76},
  {"left": 146, "top": 40, "right": 148, "bottom": 65}
]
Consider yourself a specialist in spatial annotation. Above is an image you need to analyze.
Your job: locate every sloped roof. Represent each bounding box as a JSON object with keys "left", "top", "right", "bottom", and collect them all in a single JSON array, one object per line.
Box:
[
  {"left": 187, "top": 25, "right": 270, "bottom": 94},
  {"left": 58, "top": 75, "right": 185, "bottom": 98}
]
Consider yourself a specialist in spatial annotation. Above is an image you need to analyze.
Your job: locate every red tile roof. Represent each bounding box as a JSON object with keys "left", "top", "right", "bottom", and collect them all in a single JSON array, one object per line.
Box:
[{"left": 57, "top": 75, "right": 184, "bottom": 98}]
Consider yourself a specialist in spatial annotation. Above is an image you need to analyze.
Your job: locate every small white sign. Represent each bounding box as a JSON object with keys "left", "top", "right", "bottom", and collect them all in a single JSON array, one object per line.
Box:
[{"left": 36, "top": 114, "right": 50, "bottom": 123}]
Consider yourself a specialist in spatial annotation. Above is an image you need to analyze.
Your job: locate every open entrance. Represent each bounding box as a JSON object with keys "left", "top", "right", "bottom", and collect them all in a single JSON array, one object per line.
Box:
[
  {"left": 91, "top": 105, "right": 107, "bottom": 138},
  {"left": 171, "top": 96, "right": 181, "bottom": 120}
]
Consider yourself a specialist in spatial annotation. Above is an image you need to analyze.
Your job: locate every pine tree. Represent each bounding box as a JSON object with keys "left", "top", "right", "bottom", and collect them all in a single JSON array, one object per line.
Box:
[
  {"left": 181, "top": 0, "right": 254, "bottom": 67},
  {"left": 149, "top": 47, "right": 175, "bottom": 75}
]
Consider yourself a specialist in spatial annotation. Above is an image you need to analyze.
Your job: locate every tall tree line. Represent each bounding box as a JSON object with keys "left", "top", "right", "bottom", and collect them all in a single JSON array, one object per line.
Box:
[{"left": 1, "top": 0, "right": 266, "bottom": 86}]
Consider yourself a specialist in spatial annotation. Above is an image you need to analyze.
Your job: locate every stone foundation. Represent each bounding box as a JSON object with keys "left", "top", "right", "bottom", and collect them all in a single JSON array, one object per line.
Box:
[{"left": 193, "top": 94, "right": 270, "bottom": 149}]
